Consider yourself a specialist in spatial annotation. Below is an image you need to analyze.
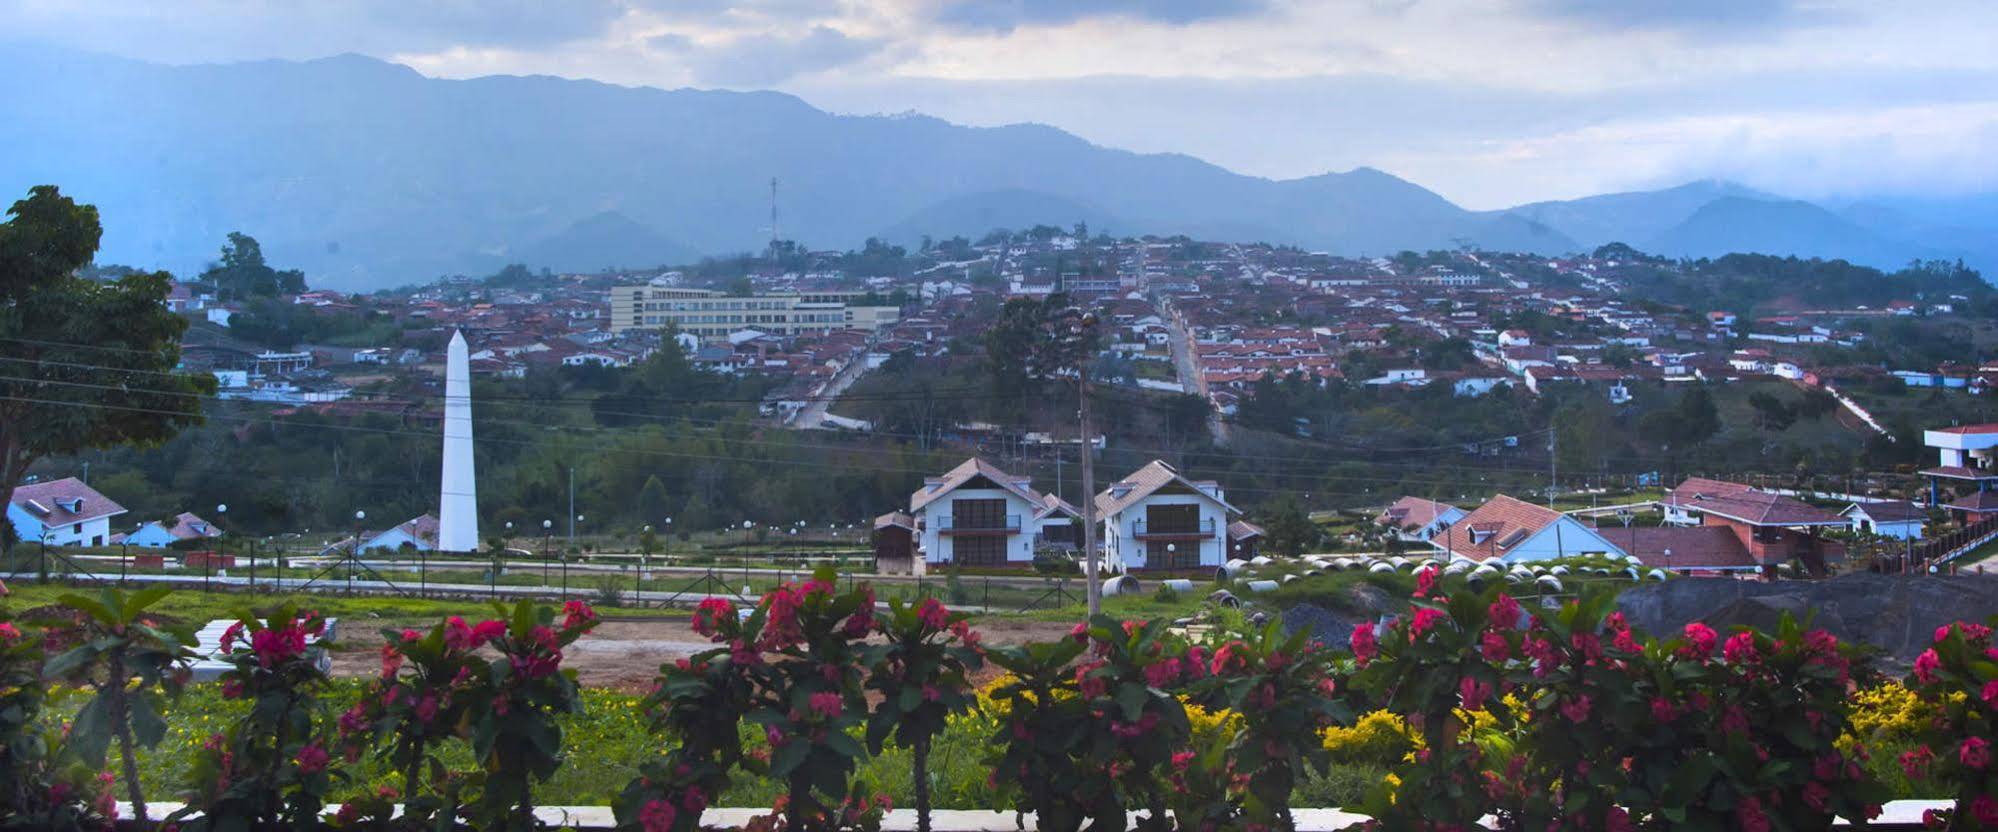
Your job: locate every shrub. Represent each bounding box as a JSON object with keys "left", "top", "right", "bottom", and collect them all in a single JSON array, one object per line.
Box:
[
  {"left": 1318, "top": 710, "right": 1411, "bottom": 767},
  {"left": 169, "top": 604, "right": 338, "bottom": 831},
  {"left": 860, "top": 598, "right": 983, "bottom": 832},
  {"left": 42, "top": 587, "right": 195, "bottom": 825},
  {"left": 1904, "top": 618, "right": 1998, "bottom": 830},
  {"left": 1184, "top": 619, "right": 1353, "bottom": 830},
  {"left": 616, "top": 597, "right": 761, "bottom": 832},
  {"left": 0, "top": 612, "right": 115, "bottom": 831}
]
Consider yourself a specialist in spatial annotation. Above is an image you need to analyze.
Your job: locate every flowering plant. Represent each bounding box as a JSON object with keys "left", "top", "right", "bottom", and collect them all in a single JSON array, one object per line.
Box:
[
  {"left": 1185, "top": 618, "right": 1353, "bottom": 831},
  {"left": 982, "top": 633, "right": 1100, "bottom": 832},
  {"left": 1904, "top": 617, "right": 1998, "bottom": 830},
  {"left": 1345, "top": 581, "right": 1517, "bottom": 832},
  {"left": 1069, "top": 616, "right": 1199, "bottom": 832},
  {"left": 461, "top": 599, "right": 601, "bottom": 831},
  {"left": 42, "top": 587, "right": 194, "bottom": 825},
  {"left": 616, "top": 596, "right": 762, "bottom": 832},
  {"left": 169, "top": 604, "right": 338, "bottom": 831},
  {"left": 747, "top": 569, "right": 882, "bottom": 832},
  {"left": 860, "top": 597, "right": 983, "bottom": 832},
  {"left": 0, "top": 613, "right": 116, "bottom": 831}
]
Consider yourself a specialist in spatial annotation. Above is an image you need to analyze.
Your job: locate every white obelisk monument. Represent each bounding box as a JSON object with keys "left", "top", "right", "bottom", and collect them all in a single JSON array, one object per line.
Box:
[{"left": 438, "top": 330, "right": 479, "bottom": 552}]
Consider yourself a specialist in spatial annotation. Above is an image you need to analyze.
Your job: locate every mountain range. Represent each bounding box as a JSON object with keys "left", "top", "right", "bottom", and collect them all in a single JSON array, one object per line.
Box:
[{"left": 1, "top": 44, "right": 1992, "bottom": 290}]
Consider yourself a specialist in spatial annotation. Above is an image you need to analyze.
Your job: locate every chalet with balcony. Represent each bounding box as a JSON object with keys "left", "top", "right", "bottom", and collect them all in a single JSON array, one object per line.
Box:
[
  {"left": 910, "top": 458, "right": 1044, "bottom": 568},
  {"left": 6, "top": 477, "right": 126, "bottom": 547},
  {"left": 1094, "top": 460, "right": 1239, "bottom": 572},
  {"left": 1432, "top": 494, "right": 1621, "bottom": 563}
]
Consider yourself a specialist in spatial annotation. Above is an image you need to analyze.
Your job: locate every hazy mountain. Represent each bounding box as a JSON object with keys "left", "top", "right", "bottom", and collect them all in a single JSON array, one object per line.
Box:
[
  {"left": 510, "top": 211, "right": 698, "bottom": 275},
  {"left": 1643, "top": 197, "right": 1931, "bottom": 265},
  {"left": 1501, "top": 181, "right": 1774, "bottom": 249},
  {"left": 0, "top": 46, "right": 1574, "bottom": 290}
]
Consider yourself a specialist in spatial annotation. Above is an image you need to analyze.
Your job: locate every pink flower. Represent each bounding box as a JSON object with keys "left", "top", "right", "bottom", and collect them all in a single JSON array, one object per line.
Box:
[
  {"left": 766, "top": 725, "right": 785, "bottom": 746},
  {"left": 1913, "top": 649, "right": 1942, "bottom": 684},
  {"left": 692, "top": 597, "right": 734, "bottom": 638},
  {"left": 472, "top": 619, "right": 508, "bottom": 645},
  {"left": 1349, "top": 622, "right": 1378, "bottom": 665},
  {"left": 221, "top": 678, "right": 244, "bottom": 700},
  {"left": 809, "top": 691, "right": 843, "bottom": 719},
  {"left": 1899, "top": 746, "right": 1933, "bottom": 780},
  {"left": 294, "top": 743, "right": 329, "bottom": 775},
  {"left": 1604, "top": 806, "right": 1632, "bottom": 832},
  {"left": 1487, "top": 594, "right": 1521, "bottom": 630},
  {"left": 1960, "top": 737, "right": 1991, "bottom": 770},
  {"left": 562, "top": 600, "right": 599, "bottom": 632},
  {"left": 916, "top": 598, "right": 950, "bottom": 630},
  {"left": 415, "top": 693, "right": 439, "bottom": 724},
  {"left": 443, "top": 617, "right": 476, "bottom": 652},
  {"left": 219, "top": 622, "right": 245, "bottom": 653},
  {"left": 683, "top": 786, "right": 709, "bottom": 814},
  {"left": 1723, "top": 631, "right": 1759, "bottom": 664},
  {"left": 1973, "top": 795, "right": 1998, "bottom": 827},
  {"left": 1936, "top": 623, "right": 1955, "bottom": 644},
  {"left": 1210, "top": 642, "right": 1246, "bottom": 676},
  {"left": 1737, "top": 795, "right": 1770, "bottom": 832},
  {"left": 1414, "top": 565, "right": 1439, "bottom": 598},
  {"left": 1559, "top": 695, "right": 1592, "bottom": 723},
  {"left": 1458, "top": 676, "right": 1491, "bottom": 707},
  {"left": 379, "top": 644, "right": 404, "bottom": 678},
  {"left": 1409, "top": 607, "right": 1447, "bottom": 639},
  {"left": 249, "top": 626, "right": 307, "bottom": 668},
  {"left": 1984, "top": 679, "right": 1998, "bottom": 709},
  {"left": 1069, "top": 622, "right": 1089, "bottom": 643},
  {"left": 1649, "top": 697, "right": 1679, "bottom": 723},
  {"left": 640, "top": 798, "right": 679, "bottom": 832},
  {"left": 1681, "top": 622, "right": 1718, "bottom": 658},
  {"left": 1144, "top": 658, "right": 1181, "bottom": 689},
  {"left": 1479, "top": 630, "right": 1509, "bottom": 663},
  {"left": 1802, "top": 781, "right": 1830, "bottom": 813}
]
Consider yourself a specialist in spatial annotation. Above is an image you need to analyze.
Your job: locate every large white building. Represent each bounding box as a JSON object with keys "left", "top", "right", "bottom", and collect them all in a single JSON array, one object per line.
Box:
[
  {"left": 6, "top": 477, "right": 126, "bottom": 547},
  {"left": 1094, "top": 460, "right": 1239, "bottom": 571},
  {"left": 610, "top": 285, "right": 901, "bottom": 340},
  {"left": 909, "top": 458, "right": 1049, "bottom": 567}
]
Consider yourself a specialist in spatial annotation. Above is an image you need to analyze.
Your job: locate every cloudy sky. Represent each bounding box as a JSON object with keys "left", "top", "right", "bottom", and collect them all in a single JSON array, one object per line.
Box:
[{"left": 6, "top": 0, "right": 1997, "bottom": 208}]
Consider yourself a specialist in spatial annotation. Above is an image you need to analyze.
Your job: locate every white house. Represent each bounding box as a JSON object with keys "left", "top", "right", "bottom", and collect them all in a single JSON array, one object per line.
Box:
[
  {"left": 359, "top": 514, "right": 440, "bottom": 553},
  {"left": 1094, "top": 460, "right": 1238, "bottom": 572},
  {"left": 1030, "top": 493, "right": 1084, "bottom": 552},
  {"left": 1431, "top": 494, "right": 1622, "bottom": 563},
  {"left": 121, "top": 512, "right": 225, "bottom": 548},
  {"left": 910, "top": 459, "right": 1045, "bottom": 567},
  {"left": 6, "top": 477, "right": 126, "bottom": 547},
  {"left": 1375, "top": 496, "right": 1468, "bottom": 542},
  {"left": 1841, "top": 501, "right": 1926, "bottom": 540}
]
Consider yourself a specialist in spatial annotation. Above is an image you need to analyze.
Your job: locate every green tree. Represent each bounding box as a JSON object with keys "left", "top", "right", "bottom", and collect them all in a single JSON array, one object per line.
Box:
[
  {"left": 198, "top": 232, "right": 305, "bottom": 299},
  {"left": 44, "top": 587, "right": 195, "bottom": 824},
  {"left": 635, "top": 475, "right": 672, "bottom": 524},
  {"left": 1259, "top": 494, "right": 1320, "bottom": 557},
  {"left": 0, "top": 186, "right": 215, "bottom": 534},
  {"left": 1675, "top": 385, "right": 1720, "bottom": 443}
]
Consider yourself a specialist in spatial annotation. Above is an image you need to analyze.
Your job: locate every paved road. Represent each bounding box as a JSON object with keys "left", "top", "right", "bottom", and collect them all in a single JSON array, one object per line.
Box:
[
  {"left": 1162, "top": 299, "right": 1231, "bottom": 446},
  {"left": 792, "top": 352, "right": 871, "bottom": 429}
]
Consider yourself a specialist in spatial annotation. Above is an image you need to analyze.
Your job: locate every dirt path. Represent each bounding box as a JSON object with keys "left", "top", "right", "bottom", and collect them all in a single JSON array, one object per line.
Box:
[{"left": 329, "top": 615, "right": 1082, "bottom": 692}]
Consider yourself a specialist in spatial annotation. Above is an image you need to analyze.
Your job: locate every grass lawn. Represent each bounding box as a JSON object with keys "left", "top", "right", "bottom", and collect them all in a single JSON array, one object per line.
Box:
[{"left": 0, "top": 583, "right": 672, "bottom": 631}]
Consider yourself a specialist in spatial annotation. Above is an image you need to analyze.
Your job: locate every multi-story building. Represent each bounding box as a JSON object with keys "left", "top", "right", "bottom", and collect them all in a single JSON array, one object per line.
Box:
[{"left": 609, "top": 286, "right": 900, "bottom": 339}]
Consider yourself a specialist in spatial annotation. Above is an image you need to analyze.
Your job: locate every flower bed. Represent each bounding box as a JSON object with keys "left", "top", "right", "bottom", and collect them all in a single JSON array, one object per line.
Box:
[{"left": 0, "top": 569, "right": 1989, "bottom": 831}]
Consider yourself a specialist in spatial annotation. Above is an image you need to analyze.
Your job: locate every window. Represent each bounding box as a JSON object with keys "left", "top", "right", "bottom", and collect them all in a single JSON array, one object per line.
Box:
[
  {"left": 73, "top": 523, "right": 83, "bottom": 534},
  {"left": 1145, "top": 504, "right": 1200, "bottom": 535},
  {"left": 951, "top": 498, "right": 1008, "bottom": 531},
  {"left": 953, "top": 535, "right": 1006, "bottom": 566}
]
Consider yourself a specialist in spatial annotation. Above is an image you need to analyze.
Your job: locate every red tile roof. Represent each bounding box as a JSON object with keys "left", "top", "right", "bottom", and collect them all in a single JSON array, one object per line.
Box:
[
  {"left": 9, "top": 477, "right": 126, "bottom": 525},
  {"left": 910, "top": 458, "right": 1045, "bottom": 514},
  {"left": 1946, "top": 491, "right": 1998, "bottom": 513},
  {"left": 1093, "top": 460, "right": 1236, "bottom": 518},
  {"left": 1434, "top": 494, "right": 1560, "bottom": 562},
  {"left": 1610, "top": 526, "right": 1757, "bottom": 570},
  {"left": 1930, "top": 424, "right": 1998, "bottom": 435},
  {"left": 1375, "top": 496, "right": 1461, "bottom": 531},
  {"left": 1921, "top": 466, "right": 1998, "bottom": 481},
  {"left": 1665, "top": 478, "right": 1843, "bottom": 526}
]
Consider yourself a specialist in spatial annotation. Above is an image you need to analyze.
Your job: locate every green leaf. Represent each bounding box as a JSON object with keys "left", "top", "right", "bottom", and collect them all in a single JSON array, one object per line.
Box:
[
  {"left": 124, "top": 585, "right": 175, "bottom": 617},
  {"left": 57, "top": 593, "right": 115, "bottom": 626},
  {"left": 69, "top": 694, "right": 112, "bottom": 767},
  {"left": 129, "top": 690, "right": 168, "bottom": 748},
  {"left": 771, "top": 738, "right": 809, "bottom": 777}
]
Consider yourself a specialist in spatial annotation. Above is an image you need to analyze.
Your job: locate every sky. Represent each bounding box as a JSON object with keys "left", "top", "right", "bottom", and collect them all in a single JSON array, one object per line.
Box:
[{"left": 5, "top": 0, "right": 1997, "bottom": 209}]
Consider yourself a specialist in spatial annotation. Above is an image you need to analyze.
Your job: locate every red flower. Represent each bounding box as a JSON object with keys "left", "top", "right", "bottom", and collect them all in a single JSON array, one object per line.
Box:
[
  {"left": 1649, "top": 697, "right": 1679, "bottom": 723},
  {"left": 1559, "top": 695, "right": 1591, "bottom": 723},
  {"left": 1984, "top": 679, "right": 1998, "bottom": 709},
  {"left": 1913, "top": 649, "right": 1942, "bottom": 684},
  {"left": 1349, "top": 622, "right": 1378, "bottom": 665},
  {"left": 1960, "top": 736, "right": 1990, "bottom": 770},
  {"left": 1414, "top": 565, "right": 1439, "bottom": 598},
  {"left": 1899, "top": 746, "right": 1933, "bottom": 780},
  {"left": 1973, "top": 795, "right": 1998, "bottom": 827},
  {"left": 809, "top": 691, "right": 842, "bottom": 719},
  {"left": 1487, "top": 594, "right": 1521, "bottom": 630},
  {"left": 640, "top": 798, "right": 679, "bottom": 832},
  {"left": 1736, "top": 795, "right": 1770, "bottom": 832},
  {"left": 1409, "top": 607, "right": 1446, "bottom": 639},
  {"left": 443, "top": 616, "right": 476, "bottom": 652},
  {"left": 472, "top": 619, "right": 508, "bottom": 645},
  {"left": 294, "top": 743, "right": 329, "bottom": 775},
  {"left": 561, "top": 600, "right": 598, "bottom": 632},
  {"left": 1458, "top": 676, "right": 1491, "bottom": 707},
  {"left": 1210, "top": 642, "right": 1247, "bottom": 676},
  {"left": 1722, "top": 631, "right": 1759, "bottom": 664},
  {"left": 1069, "top": 622, "right": 1089, "bottom": 644},
  {"left": 1479, "top": 630, "right": 1509, "bottom": 663},
  {"left": 1681, "top": 622, "right": 1718, "bottom": 658},
  {"left": 1801, "top": 781, "right": 1830, "bottom": 813},
  {"left": 692, "top": 597, "right": 733, "bottom": 638},
  {"left": 915, "top": 598, "right": 950, "bottom": 630}
]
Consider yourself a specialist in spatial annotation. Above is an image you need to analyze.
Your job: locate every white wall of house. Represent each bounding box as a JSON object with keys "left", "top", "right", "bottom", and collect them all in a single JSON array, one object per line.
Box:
[
  {"left": 123, "top": 522, "right": 210, "bottom": 548},
  {"left": 1849, "top": 513, "right": 1924, "bottom": 540},
  {"left": 1102, "top": 493, "right": 1230, "bottom": 570},
  {"left": 7, "top": 505, "right": 118, "bottom": 547},
  {"left": 1497, "top": 518, "right": 1623, "bottom": 562},
  {"left": 1401, "top": 507, "right": 1468, "bottom": 542},
  {"left": 916, "top": 487, "right": 1039, "bottom": 565}
]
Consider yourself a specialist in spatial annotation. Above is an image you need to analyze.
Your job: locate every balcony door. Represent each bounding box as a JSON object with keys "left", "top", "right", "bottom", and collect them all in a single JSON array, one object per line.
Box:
[
  {"left": 1145, "top": 504, "right": 1200, "bottom": 534},
  {"left": 952, "top": 498, "right": 1007, "bottom": 531}
]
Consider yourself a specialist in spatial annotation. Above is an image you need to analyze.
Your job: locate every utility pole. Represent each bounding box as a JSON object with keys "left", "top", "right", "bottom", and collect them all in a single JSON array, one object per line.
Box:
[
  {"left": 1081, "top": 359, "right": 1100, "bottom": 618},
  {"left": 769, "top": 177, "right": 780, "bottom": 249},
  {"left": 568, "top": 467, "right": 576, "bottom": 547},
  {"left": 1548, "top": 429, "right": 1558, "bottom": 509}
]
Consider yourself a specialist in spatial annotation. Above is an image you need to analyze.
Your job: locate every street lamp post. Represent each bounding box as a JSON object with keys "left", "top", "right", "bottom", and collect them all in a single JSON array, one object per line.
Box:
[
  {"left": 350, "top": 510, "right": 365, "bottom": 596},
  {"left": 542, "top": 520, "right": 554, "bottom": 588}
]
